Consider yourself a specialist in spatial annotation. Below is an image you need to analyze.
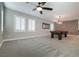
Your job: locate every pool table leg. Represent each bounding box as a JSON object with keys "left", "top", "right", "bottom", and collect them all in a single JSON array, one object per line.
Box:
[
  {"left": 51, "top": 33, "right": 54, "bottom": 38},
  {"left": 64, "top": 33, "right": 67, "bottom": 37},
  {"left": 58, "top": 34, "right": 62, "bottom": 40}
]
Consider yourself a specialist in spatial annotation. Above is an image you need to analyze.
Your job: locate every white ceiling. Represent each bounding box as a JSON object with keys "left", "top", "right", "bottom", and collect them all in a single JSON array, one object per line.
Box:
[{"left": 4, "top": 2, "right": 79, "bottom": 22}]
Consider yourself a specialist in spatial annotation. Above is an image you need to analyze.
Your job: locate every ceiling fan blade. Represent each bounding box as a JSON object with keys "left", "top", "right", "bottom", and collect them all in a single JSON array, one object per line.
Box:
[
  {"left": 39, "top": 11, "right": 43, "bottom": 14},
  {"left": 41, "top": 2, "right": 46, "bottom": 6},
  {"left": 38, "top": 2, "right": 46, "bottom": 6},
  {"left": 42, "top": 7, "right": 53, "bottom": 10},
  {"left": 33, "top": 8, "right": 36, "bottom": 11}
]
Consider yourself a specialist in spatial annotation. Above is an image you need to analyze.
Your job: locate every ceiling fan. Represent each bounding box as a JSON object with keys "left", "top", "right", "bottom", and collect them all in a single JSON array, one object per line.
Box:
[{"left": 33, "top": 2, "right": 53, "bottom": 14}]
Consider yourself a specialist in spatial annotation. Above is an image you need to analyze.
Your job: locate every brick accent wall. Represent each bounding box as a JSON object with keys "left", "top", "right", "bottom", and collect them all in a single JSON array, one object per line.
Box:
[{"left": 55, "top": 20, "right": 78, "bottom": 35}]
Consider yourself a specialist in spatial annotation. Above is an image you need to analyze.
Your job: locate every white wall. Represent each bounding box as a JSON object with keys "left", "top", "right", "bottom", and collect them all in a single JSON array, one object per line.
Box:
[
  {"left": 0, "top": 4, "right": 1, "bottom": 32},
  {"left": 78, "top": 19, "right": 79, "bottom": 30},
  {"left": 4, "top": 8, "right": 53, "bottom": 40},
  {"left": 0, "top": 2, "right": 4, "bottom": 44}
]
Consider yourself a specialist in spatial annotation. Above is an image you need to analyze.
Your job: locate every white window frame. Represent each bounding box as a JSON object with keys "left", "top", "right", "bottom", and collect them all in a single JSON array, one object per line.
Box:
[
  {"left": 14, "top": 15, "right": 25, "bottom": 32},
  {"left": 20, "top": 17, "right": 26, "bottom": 32},
  {"left": 28, "top": 19, "right": 35, "bottom": 32}
]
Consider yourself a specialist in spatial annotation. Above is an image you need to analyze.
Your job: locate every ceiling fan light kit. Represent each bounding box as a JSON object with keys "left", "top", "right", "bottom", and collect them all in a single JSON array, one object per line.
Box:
[{"left": 37, "top": 7, "right": 42, "bottom": 11}]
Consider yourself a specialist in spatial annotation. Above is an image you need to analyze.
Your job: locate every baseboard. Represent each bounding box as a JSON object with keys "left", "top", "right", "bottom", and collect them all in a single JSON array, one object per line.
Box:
[{"left": 3, "top": 34, "right": 50, "bottom": 42}]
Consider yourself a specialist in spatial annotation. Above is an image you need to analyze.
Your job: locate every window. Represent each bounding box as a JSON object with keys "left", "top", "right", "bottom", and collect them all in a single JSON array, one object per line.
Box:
[
  {"left": 14, "top": 15, "right": 25, "bottom": 32},
  {"left": 28, "top": 19, "right": 35, "bottom": 32},
  {"left": 50, "top": 23, "right": 54, "bottom": 31},
  {"left": 20, "top": 17, "right": 25, "bottom": 31}
]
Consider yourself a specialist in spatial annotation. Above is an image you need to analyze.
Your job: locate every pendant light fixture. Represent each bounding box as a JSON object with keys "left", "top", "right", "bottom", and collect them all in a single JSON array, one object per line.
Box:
[{"left": 57, "top": 16, "right": 63, "bottom": 24}]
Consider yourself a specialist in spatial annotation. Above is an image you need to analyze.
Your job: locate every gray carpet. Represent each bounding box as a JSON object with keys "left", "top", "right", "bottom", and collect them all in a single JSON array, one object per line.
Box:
[{"left": 0, "top": 35, "right": 79, "bottom": 57}]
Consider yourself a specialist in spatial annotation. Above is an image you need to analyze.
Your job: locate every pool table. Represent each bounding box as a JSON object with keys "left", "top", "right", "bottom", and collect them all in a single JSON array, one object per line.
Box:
[{"left": 50, "top": 30, "right": 68, "bottom": 40}]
